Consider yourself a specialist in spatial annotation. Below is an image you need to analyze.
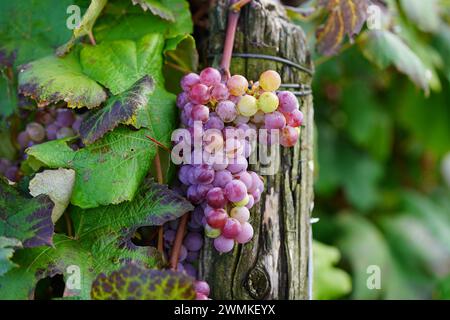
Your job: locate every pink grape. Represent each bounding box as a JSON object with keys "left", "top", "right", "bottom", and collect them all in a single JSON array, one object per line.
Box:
[
  {"left": 213, "top": 235, "right": 235, "bottom": 253},
  {"left": 264, "top": 111, "right": 286, "bottom": 129},
  {"left": 189, "top": 83, "right": 210, "bottom": 104},
  {"left": 227, "top": 156, "right": 248, "bottom": 174},
  {"left": 235, "top": 222, "right": 254, "bottom": 244},
  {"left": 196, "top": 184, "right": 213, "bottom": 198},
  {"left": 211, "top": 83, "right": 230, "bottom": 101},
  {"left": 191, "top": 104, "right": 209, "bottom": 123},
  {"left": 196, "top": 293, "right": 208, "bottom": 300},
  {"left": 227, "top": 75, "right": 248, "bottom": 96},
  {"left": 224, "top": 180, "right": 247, "bottom": 202},
  {"left": 194, "top": 280, "right": 211, "bottom": 296},
  {"left": 206, "top": 187, "right": 228, "bottom": 208},
  {"left": 280, "top": 126, "right": 299, "bottom": 147},
  {"left": 205, "top": 208, "right": 228, "bottom": 229},
  {"left": 230, "top": 207, "right": 250, "bottom": 223},
  {"left": 234, "top": 171, "right": 253, "bottom": 189},
  {"left": 216, "top": 100, "right": 237, "bottom": 123},
  {"left": 284, "top": 109, "right": 303, "bottom": 127},
  {"left": 246, "top": 194, "right": 255, "bottom": 209},
  {"left": 181, "top": 73, "right": 200, "bottom": 91},
  {"left": 277, "top": 91, "right": 299, "bottom": 113},
  {"left": 199, "top": 67, "right": 221, "bottom": 86}
]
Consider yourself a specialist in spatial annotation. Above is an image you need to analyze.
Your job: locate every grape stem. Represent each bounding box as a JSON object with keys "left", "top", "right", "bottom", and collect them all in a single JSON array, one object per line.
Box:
[
  {"left": 170, "top": 213, "right": 189, "bottom": 270},
  {"left": 154, "top": 149, "right": 165, "bottom": 254},
  {"left": 220, "top": 0, "right": 252, "bottom": 79}
]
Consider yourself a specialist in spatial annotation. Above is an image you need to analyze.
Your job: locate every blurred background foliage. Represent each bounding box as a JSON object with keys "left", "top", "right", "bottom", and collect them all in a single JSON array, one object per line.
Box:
[{"left": 289, "top": 0, "right": 450, "bottom": 299}]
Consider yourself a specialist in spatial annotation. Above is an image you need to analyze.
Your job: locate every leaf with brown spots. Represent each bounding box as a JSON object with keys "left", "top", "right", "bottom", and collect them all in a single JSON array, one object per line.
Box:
[
  {"left": 91, "top": 264, "right": 195, "bottom": 300},
  {"left": 316, "top": 0, "right": 371, "bottom": 56}
]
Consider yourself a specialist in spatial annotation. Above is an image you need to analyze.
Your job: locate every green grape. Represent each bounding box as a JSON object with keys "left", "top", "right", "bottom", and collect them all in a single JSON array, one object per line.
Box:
[
  {"left": 257, "top": 91, "right": 279, "bottom": 113},
  {"left": 237, "top": 95, "right": 258, "bottom": 117}
]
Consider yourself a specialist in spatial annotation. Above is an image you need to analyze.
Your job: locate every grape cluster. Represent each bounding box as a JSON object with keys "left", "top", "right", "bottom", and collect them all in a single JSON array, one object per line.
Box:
[
  {"left": 0, "top": 107, "right": 83, "bottom": 183},
  {"left": 175, "top": 67, "right": 304, "bottom": 254}
]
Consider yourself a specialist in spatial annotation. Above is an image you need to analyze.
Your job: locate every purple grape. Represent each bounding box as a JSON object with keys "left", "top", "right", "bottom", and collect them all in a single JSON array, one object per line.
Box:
[
  {"left": 186, "top": 250, "right": 199, "bottom": 263},
  {"left": 72, "top": 116, "right": 83, "bottom": 133},
  {"left": 191, "top": 104, "right": 209, "bottom": 123},
  {"left": 35, "top": 110, "right": 54, "bottom": 125},
  {"left": 204, "top": 113, "right": 225, "bottom": 130},
  {"left": 193, "top": 164, "right": 215, "bottom": 185},
  {"left": 177, "top": 91, "right": 189, "bottom": 108},
  {"left": 196, "top": 184, "right": 213, "bottom": 198},
  {"left": 181, "top": 73, "right": 200, "bottom": 91},
  {"left": 0, "top": 159, "right": 11, "bottom": 173},
  {"left": 213, "top": 170, "right": 233, "bottom": 188},
  {"left": 227, "top": 156, "right": 248, "bottom": 174},
  {"left": 17, "top": 131, "right": 30, "bottom": 149},
  {"left": 56, "top": 127, "right": 75, "bottom": 139},
  {"left": 56, "top": 109, "right": 75, "bottom": 127},
  {"left": 164, "top": 229, "right": 176, "bottom": 245},
  {"left": 224, "top": 180, "right": 247, "bottom": 202},
  {"left": 194, "top": 280, "right": 210, "bottom": 296},
  {"left": 26, "top": 122, "right": 45, "bottom": 142},
  {"left": 183, "top": 263, "right": 197, "bottom": 278},
  {"left": 46, "top": 123, "right": 59, "bottom": 140},
  {"left": 178, "top": 165, "right": 192, "bottom": 185},
  {"left": 187, "top": 185, "right": 202, "bottom": 204},
  {"left": 4, "top": 166, "right": 18, "bottom": 181},
  {"left": 183, "top": 232, "right": 203, "bottom": 251},
  {"left": 169, "top": 219, "right": 180, "bottom": 230}
]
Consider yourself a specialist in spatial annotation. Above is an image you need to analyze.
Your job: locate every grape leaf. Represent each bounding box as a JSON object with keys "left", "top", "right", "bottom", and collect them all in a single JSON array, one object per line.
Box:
[
  {"left": 29, "top": 169, "right": 76, "bottom": 223},
  {"left": 313, "top": 241, "right": 351, "bottom": 300},
  {"left": 25, "top": 128, "right": 157, "bottom": 209},
  {"left": 18, "top": 50, "right": 107, "bottom": 109},
  {"left": 0, "top": 73, "right": 18, "bottom": 119},
  {"left": 91, "top": 264, "right": 195, "bottom": 300},
  {"left": 316, "top": 0, "right": 370, "bottom": 56},
  {"left": 131, "top": 0, "right": 175, "bottom": 22},
  {"left": 163, "top": 34, "right": 198, "bottom": 93},
  {"left": 361, "top": 30, "right": 430, "bottom": 92},
  {"left": 0, "top": 179, "right": 54, "bottom": 248},
  {"left": 79, "top": 76, "right": 154, "bottom": 144},
  {"left": 399, "top": 0, "right": 440, "bottom": 33},
  {"left": 80, "top": 33, "right": 165, "bottom": 95},
  {"left": 0, "top": 0, "right": 73, "bottom": 68},
  {"left": 0, "top": 180, "right": 191, "bottom": 299},
  {"left": 94, "top": 0, "right": 193, "bottom": 42},
  {"left": 0, "top": 237, "right": 22, "bottom": 276}
]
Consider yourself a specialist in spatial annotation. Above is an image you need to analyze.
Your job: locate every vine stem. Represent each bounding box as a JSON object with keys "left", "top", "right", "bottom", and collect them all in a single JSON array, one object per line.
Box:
[
  {"left": 220, "top": 0, "right": 251, "bottom": 79},
  {"left": 154, "top": 149, "right": 165, "bottom": 254},
  {"left": 64, "top": 211, "right": 73, "bottom": 238},
  {"left": 170, "top": 213, "right": 189, "bottom": 270}
]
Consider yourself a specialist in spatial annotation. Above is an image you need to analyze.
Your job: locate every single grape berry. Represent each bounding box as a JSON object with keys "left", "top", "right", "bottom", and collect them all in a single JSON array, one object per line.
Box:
[
  {"left": 205, "top": 208, "right": 228, "bottom": 229},
  {"left": 237, "top": 95, "right": 258, "bottom": 117},
  {"left": 235, "top": 222, "right": 254, "bottom": 244},
  {"left": 284, "top": 109, "right": 303, "bottom": 127},
  {"left": 259, "top": 70, "right": 281, "bottom": 92},
  {"left": 194, "top": 280, "right": 211, "bottom": 296},
  {"left": 199, "top": 67, "right": 221, "bottom": 86},
  {"left": 227, "top": 75, "right": 248, "bottom": 96},
  {"left": 206, "top": 187, "right": 228, "bottom": 208},
  {"left": 26, "top": 122, "right": 46, "bottom": 142},
  {"left": 224, "top": 180, "right": 247, "bottom": 202},
  {"left": 184, "top": 232, "right": 204, "bottom": 251},
  {"left": 222, "top": 218, "right": 242, "bottom": 239},
  {"left": 280, "top": 126, "right": 299, "bottom": 147},
  {"left": 181, "top": 73, "right": 201, "bottom": 91},
  {"left": 258, "top": 91, "right": 279, "bottom": 113},
  {"left": 265, "top": 111, "right": 287, "bottom": 130},
  {"left": 230, "top": 206, "right": 250, "bottom": 223},
  {"left": 278, "top": 91, "right": 299, "bottom": 113},
  {"left": 189, "top": 83, "right": 210, "bottom": 104},
  {"left": 213, "top": 235, "right": 235, "bottom": 253},
  {"left": 205, "top": 224, "right": 222, "bottom": 238},
  {"left": 233, "top": 194, "right": 249, "bottom": 207},
  {"left": 191, "top": 104, "right": 209, "bottom": 123},
  {"left": 211, "top": 83, "right": 230, "bottom": 101},
  {"left": 216, "top": 100, "right": 237, "bottom": 123}
]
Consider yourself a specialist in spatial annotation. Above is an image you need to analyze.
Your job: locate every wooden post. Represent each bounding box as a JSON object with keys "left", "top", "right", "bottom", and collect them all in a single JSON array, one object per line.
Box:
[{"left": 199, "top": 0, "right": 315, "bottom": 299}]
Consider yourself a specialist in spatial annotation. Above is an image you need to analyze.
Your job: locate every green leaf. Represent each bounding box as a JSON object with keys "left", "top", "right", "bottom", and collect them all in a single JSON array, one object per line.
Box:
[
  {"left": 91, "top": 264, "right": 195, "bottom": 300},
  {"left": 79, "top": 76, "right": 154, "bottom": 144},
  {"left": 18, "top": 50, "right": 107, "bottom": 109},
  {"left": 361, "top": 30, "right": 430, "bottom": 92},
  {"left": 0, "top": 72, "right": 18, "bottom": 119},
  {"left": 81, "top": 33, "right": 165, "bottom": 94},
  {"left": 163, "top": 34, "right": 198, "bottom": 93},
  {"left": 29, "top": 169, "right": 76, "bottom": 223},
  {"left": 313, "top": 240, "right": 352, "bottom": 300},
  {"left": 71, "top": 179, "right": 193, "bottom": 231},
  {"left": 131, "top": 0, "right": 175, "bottom": 22},
  {"left": 25, "top": 128, "right": 157, "bottom": 209},
  {"left": 399, "top": 0, "right": 440, "bottom": 33},
  {"left": 94, "top": 0, "right": 193, "bottom": 42},
  {"left": 0, "top": 0, "right": 73, "bottom": 68},
  {"left": 0, "top": 237, "right": 22, "bottom": 276},
  {"left": 0, "top": 179, "right": 54, "bottom": 248},
  {"left": 0, "top": 180, "right": 189, "bottom": 299}
]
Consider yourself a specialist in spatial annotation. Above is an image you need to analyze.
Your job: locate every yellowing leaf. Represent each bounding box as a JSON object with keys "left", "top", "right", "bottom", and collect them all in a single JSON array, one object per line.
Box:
[{"left": 29, "top": 168, "right": 76, "bottom": 223}]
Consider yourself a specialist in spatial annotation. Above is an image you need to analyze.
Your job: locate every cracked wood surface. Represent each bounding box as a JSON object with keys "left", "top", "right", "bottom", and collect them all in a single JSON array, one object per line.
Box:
[{"left": 199, "top": 0, "right": 315, "bottom": 299}]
